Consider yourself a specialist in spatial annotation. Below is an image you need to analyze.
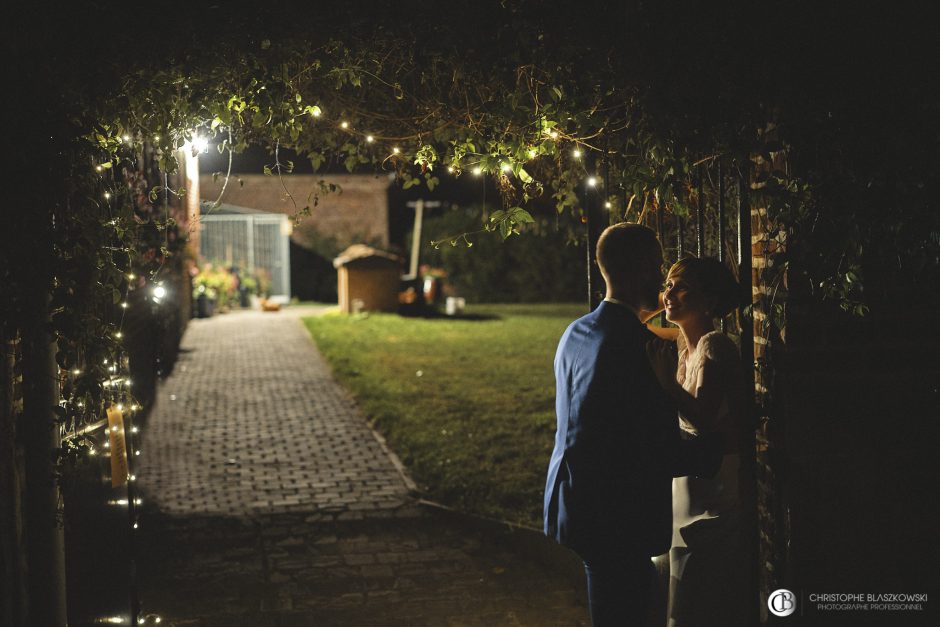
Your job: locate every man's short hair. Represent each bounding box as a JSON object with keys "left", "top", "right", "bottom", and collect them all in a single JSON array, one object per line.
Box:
[{"left": 596, "top": 222, "right": 661, "bottom": 286}]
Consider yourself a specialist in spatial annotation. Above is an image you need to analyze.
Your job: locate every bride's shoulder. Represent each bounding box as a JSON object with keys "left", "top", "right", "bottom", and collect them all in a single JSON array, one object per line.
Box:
[{"left": 700, "top": 331, "right": 740, "bottom": 363}]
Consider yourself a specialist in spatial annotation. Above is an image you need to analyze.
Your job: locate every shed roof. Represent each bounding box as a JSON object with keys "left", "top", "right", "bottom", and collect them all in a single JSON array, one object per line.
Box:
[{"left": 333, "top": 244, "right": 403, "bottom": 268}]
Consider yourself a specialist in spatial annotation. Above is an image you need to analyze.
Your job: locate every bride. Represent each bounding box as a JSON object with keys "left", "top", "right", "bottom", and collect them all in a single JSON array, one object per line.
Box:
[{"left": 647, "top": 256, "right": 753, "bottom": 627}]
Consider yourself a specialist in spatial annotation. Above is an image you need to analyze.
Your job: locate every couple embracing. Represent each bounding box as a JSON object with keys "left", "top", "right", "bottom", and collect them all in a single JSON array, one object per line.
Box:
[{"left": 544, "top": 223, "right": 752, "bottom": 626}]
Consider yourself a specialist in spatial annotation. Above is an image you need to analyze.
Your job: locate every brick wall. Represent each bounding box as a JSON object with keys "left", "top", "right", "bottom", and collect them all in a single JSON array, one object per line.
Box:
[{"left": 199, "top": 173, "right": 393, "bottom": 254}]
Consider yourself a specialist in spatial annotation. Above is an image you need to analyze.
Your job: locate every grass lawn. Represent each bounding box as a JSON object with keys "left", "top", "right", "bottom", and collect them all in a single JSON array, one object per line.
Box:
[{"left": 302, "top": 303, "right": 587, "bottom": 527}]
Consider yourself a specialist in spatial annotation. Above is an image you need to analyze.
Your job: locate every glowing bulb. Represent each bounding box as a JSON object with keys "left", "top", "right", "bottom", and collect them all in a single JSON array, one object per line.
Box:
[
  {"left": 365, "top": 135, "right": 374, "bottom": 143},
  {"left": 153, "top": 285, "right": 166, "bottom": 300},
  {"left": 549, "top": 131, "right": 559, "bottom": 139},
  {"left": 154, "top": 135, "right": 160, "bottom": 142},
  {"left": 191, "top": 136, "right": 209, "bottom": 153},
  {"left": 115, "top": 332, "right": 123, "bottom": 339},
  {"left": 121, "top": 302, "right": 128, "bottom": 308},
  {"left": 77, "top": 402, "right": 84, "bottom": 407},
  {"left": 89, "top": 448, "right": 95, "bottom": 456},
  {"left": 133, "top": 522, "right": 139, "bottom": 529},
  {"left": 500, "top": 163, "right": 511, "bottom": 173},
  {"left": 131, "top": 426, "right": 139, "bottom": 433},
  {"left": 340, "top": 121, "right": 349, "bottom": 129},
  {"left": 572, "top": 149, "right": 582, "bottom": 159},
  {"left": 605, "top": 201, "right": 612, "bottom": 209},
  {"left": 111, "top": 425, "right": 118, "bottom": 432},
  {"left": 104, "top": 192, "right": 111, "bottom": 200},
  {"left": 447, "top": 166, "right": 454, "bottom": 173},
  {"left": 587, "top": 177, "right": 598, "bottom": 187},
  {"left": 472, "top": 167, "right": 482, "bottom": 176},
  {"left": 392, "top": 147, "right": 400, "bottom": 154},
  {"left": 95, "top": 165, "right": 103, "bottom": 172},
  {"left": 311, "top": 108, "right": 322, "bottom": 117},
  {"left": 127, "top": 273, "right": 136, "bottom": 280},
  {"left": 129, "top": 474, "right": 136, "bottom": 481},
  {"left": 103, "top": 359, "right": 108, "bottom": 365},
  {"left": 135, "top": 450, "right": 140, "bottom": 456},
  {"left": 116, "top": 404, "right": 124, "bottom": 411},
  {"left": 527, "top": 149, "right": 537, "bottom": 159},
  {"left": 122, "top": 135, "right": 130, "bottom": 142},
  {"left": 72, "top": 369, "right": 81, "bottom": 375},
  {"left": 135, "top": 498, "right": 142, "bottom": 505}
]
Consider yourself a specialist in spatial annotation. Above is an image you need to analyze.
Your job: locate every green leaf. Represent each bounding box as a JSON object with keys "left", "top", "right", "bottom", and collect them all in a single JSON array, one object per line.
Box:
[
  {"left": 509, "top": 207, "right": 535, "bottom": 224},
  {"left": 263, "top": 165, "right": 273, "bottom": 176}
]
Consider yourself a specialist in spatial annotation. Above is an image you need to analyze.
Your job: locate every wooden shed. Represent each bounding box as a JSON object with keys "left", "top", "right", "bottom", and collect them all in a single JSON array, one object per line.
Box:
[{"left": 333, "top": 245, "right": 403, "bottom": 314}]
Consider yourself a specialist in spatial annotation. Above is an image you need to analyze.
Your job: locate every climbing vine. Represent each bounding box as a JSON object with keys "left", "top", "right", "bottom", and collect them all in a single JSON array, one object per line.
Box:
[{"left": 5, "top": 0, "right": 938, "bottom": 467}]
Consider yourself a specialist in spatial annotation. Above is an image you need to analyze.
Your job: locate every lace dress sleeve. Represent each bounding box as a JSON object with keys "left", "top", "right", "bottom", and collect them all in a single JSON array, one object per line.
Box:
[{"left": 698, "top": 331, "right": 740, "bottom": 365}]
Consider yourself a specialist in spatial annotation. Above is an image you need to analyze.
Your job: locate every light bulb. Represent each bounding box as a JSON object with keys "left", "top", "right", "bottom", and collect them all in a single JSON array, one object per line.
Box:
[
  {"left": 472, "top": 167, "right": 482, "bottom": 176},
  {"left": 572, "top": 149, "right": 582, "bottom": 159},
  {"left": 500, "top": 163, "right": 511, "bottom": 173},
  {"left": 340, "top": 121, "right": 349, "bottom": 129},
  {"left": 104, "top": 192, "right": 111, "bottom": 200},
  {"left": 604, "top": 201, "right": 612, "bottom": 209},
  {"left": 587, "top": 177, "right": 598, "bottom": 187},
  {"left": 392, "top": 147, "right": 400, "bottom": 154},
  {"left": 365, "top": 135, "right": 375, "bottom": 143}
]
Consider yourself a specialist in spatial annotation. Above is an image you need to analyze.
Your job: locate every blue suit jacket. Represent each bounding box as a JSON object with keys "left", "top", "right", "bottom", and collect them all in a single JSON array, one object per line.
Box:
[{"left": 543, "top": 301, "right": 713, "bottom": 561}]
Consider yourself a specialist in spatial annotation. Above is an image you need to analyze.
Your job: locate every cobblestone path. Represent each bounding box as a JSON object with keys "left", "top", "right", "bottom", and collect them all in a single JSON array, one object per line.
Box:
[{"left": 136, "top": 308, "right": 588, "bottom": 626}]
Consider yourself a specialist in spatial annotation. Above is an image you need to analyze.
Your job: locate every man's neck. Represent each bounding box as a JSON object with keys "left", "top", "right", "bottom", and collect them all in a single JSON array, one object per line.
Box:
[{"left": 604, "top": 295, "right": 641, "bottom": 320}]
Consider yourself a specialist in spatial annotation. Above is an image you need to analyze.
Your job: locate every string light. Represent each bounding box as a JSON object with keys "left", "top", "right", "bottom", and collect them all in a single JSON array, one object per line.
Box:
[
  {"left": 340, "top": 121, "right": 349, "bottom": 129},
  {"left": 72, "top": 369, "right": 81, "bottom": 375},
  {"left": 365, "top": 135, "right": 375, "bottom": 143},
  {"left": 604, "top": 201, "right": 612, "bottom": 209},
  {"left": 572, "top": 149, "right": 582, "bottom": 159},
  {"left": 587, "top": 176, "right": 598, "bottom": 187},
  {"left": 96, "top": 165, "right": 103, "bottom": 172},
  {"left": 115, "top": 332, "right": 123, "bottom": 339},
  {"left": 392, "top": 147, "right": 400, "bottom": 154},
  {"left": 500, "top": 163, "right": 511, "bottom": 173},
  {"left": 127, "top": 273, "right": 136, "bottom": 280},
  {"left": 153, "top": 135, "right": 160, "bottom": 142},
  {"left": 549, "top": 130, "right": 559, "bottom": 139},
  {"left": 447, "top": 166, "right": 455, "bottom": 173},
  {"left": 104, "top": 192, "right": 111, "bottom": 200},
  {"left": 311, "top": 108, "right": 322, "bottom": 118},
  {"left": 472, "top": 166, "right": 482, "bottom": 176},
  {"left": 121, "top": 302, "right": 129, "bottom": 308}
]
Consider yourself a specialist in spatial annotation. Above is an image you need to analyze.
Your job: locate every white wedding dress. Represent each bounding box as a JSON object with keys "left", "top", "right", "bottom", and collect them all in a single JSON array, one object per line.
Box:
[{"left": 668, "top": 331, "right": 751, "bottom": 627}]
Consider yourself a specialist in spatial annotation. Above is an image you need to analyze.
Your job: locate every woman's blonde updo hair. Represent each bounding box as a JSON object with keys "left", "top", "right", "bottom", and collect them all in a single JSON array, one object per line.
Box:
[{"left": 666, "top": 256, "right": 742, "bottom": 318}]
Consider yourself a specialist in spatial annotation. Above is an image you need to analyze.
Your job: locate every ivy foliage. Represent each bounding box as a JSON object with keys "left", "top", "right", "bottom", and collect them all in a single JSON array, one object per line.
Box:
[{"left": 4, "top": 1, "right": 939, "bottom": 419}]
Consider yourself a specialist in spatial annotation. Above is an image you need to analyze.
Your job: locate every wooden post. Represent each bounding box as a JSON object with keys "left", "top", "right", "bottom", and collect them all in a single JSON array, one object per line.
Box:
[
  {"left": 21, "top": 276, "right": 67, "bottom": 626},
  {"left": 584, "top": 155, "right": 605, "bottom": 310}
]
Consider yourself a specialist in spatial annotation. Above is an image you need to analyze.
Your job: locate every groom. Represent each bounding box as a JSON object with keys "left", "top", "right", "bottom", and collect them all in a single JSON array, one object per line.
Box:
[{"left": 543, "top": 223, "right": 720, "bottom": 626}]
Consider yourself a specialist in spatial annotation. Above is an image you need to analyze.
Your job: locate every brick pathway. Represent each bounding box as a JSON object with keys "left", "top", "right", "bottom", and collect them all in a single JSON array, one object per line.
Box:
[{"left": 136, "top": 308, "right": 588, "bottom": 626}]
